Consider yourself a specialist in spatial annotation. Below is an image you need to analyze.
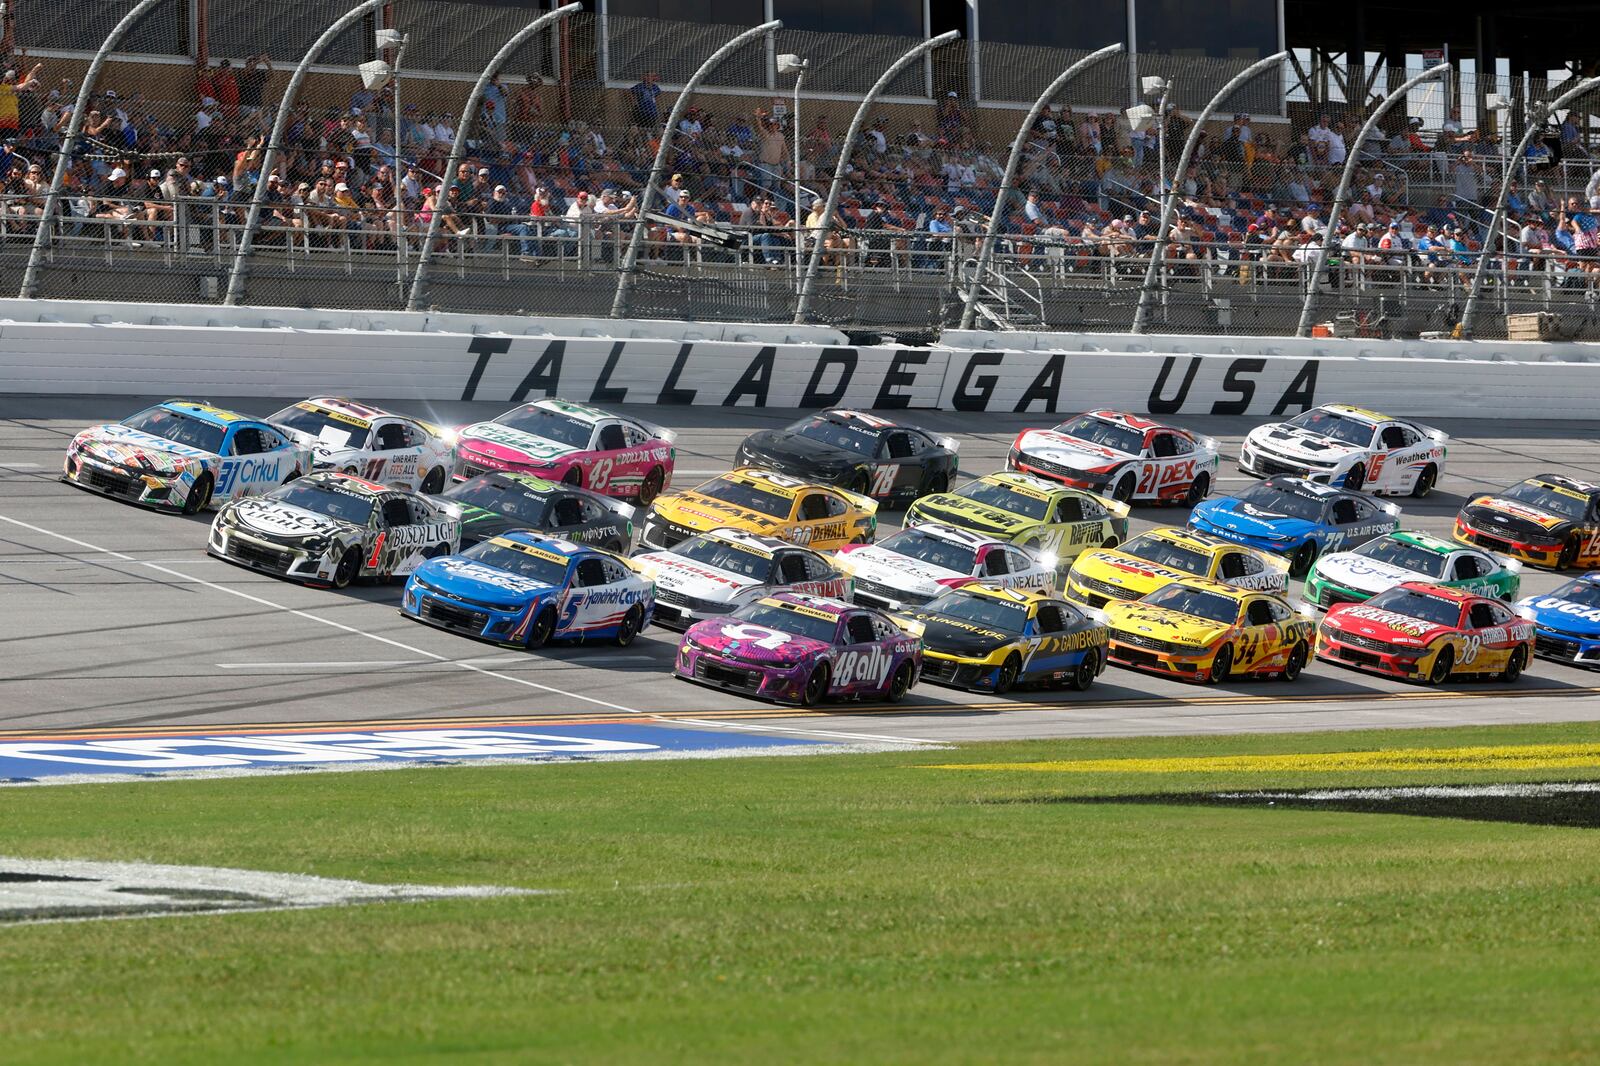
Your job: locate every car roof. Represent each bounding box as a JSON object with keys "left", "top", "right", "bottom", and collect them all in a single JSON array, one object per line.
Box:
[
  {"left": 532, "top": 397, "right": 612, "bottom": 424},
  {"left": 762, "top": 592, "right": 853, "bottom": 617},
  {"left": 492, "top": 530, "right": 586, "bottom": 560},
  {"left": 1394, "top": 580, "right": 1478, "bottom": 602},
  {"left": 1258, "top": 475, "right": 1342, "bottom": 499},
  {"left": 982, "top": 470, "right": 1063, "bottom": 497},
  {"left": 1137, "top": 526, "right": 1236, "bottom": 555},
  {"left": 158, "top": 400, "right": 253, "bottom": 426},
  {"left": 1317, "top": 403, "right": 1390, "bottom": 424},
  {"left": 1526, "top": 472, "right": 1600, "bottom": 497},
  {"left": 1159, "top": 576, "right": 1257, "bottom": 601},
  {"left": 821, "top": 409, "right": 900, "bottom": 431},
  {"left": 485, "top": 471, "right": 560, "bottom": 494},
  {"left": 1391, "top": 529, "right": 1458, "bottom": 554},
  {"left": 1080, "top": 409, "right": 1169, "bottom": 433},
  {"left": 722, "top": 467, "right": 813, "bottom": 496},
  {"left": 698, "top": 527, "right": 786, "bottom": 555},
  {"left": 892, "top": 522, "right": 1003, "bottom": 549},
  {"left": 301, "top": 397, "right": 396, "bottom": 424},
  {"left": 961, "top": 583, "right": 1058, "bottom": 610}
]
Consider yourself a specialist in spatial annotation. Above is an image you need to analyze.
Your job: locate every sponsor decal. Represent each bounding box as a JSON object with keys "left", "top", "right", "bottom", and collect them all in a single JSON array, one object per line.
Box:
[
  {"left": 719, "top": 623, "right": 795, "bottom": 649},
  {"left": 436, "top": 558, "right": 553, "bottom": 594},
  {"left": 1341, "top": 605, "right": 1436, "bottom": 637},
  {"left": 832, "top": 646, "right": 896, "bottom": 688},
  {"left": 216, "top": 456, "right": 285, "bottom": 495},
  {"left": 756, "top": 597, "right": 841, "bottom": 621},
  {"left": 1531, "top": 597, "right": 1600, "bottom": 623}
]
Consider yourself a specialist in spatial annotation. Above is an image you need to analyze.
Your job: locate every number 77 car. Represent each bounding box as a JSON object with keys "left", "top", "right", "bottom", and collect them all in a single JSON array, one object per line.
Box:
[{"left": 1317, "top": 582, "right": 1534, "bottom": 684}]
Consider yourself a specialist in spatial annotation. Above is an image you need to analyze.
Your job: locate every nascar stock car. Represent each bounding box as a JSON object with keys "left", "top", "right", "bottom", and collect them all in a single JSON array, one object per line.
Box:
[
  {"left": 63, "top": 400, "right": 311, "bottom": 514},
  {"left": 1188, "top": 476, "right": 1400, "bottom": 577},
  {"left": 266, "top": 397, "right": 455, "bottom": 493},
  {"left": 904, "top": 471, "right": 1129, "bottom": 567},
  {"left": 1008, "top": 409, "right": 1220, "bottom": 505},
  {"left": 1304, "top": 530, "right": 1521, "bottom": 611},
  {"left": 452, "top": 398, "right": 675, "bottom": 503},
  {"left": 1516, "top": 572, "right": 1600, "bottom": 668},
  {"left": 1064, "top": 527, "right": 1288, "bottom": 609},
  {"left": 444, "top": 472, "right": 634, "bottom": 551},
  {"left": 1453, "top": 474, "right": 1600, "bottom": 570},
  {"left": 403, "top": 532, "right": 653, "bottom": 647},
  {"left": 633, "top": 528, "right": 851, "bottom": 630},
  {"left": 1316, "top": 582, "right": 1534, "bottom": 684},
  {"left": 835, "top": 522, "right": 1055, "bottom": 613},
  {"left": 734, "top": 409, "right": 959, "bottom": 504},
  {"left": 675, "top": 593, "right": 921, "bottom": 706},
  {"left": 1102, "top": 578, "right": 1313, "bottom": 684},
  {"left": 208, "top": 471, "right": 461, "bottom": 587},
  {"left": 894, "top": 584, "right": 1108, "bottom": 693},
  {"left": 1237, "top": 403, "right": 1447, "bottom": 496},
  {"left": 640, "top": 467, "right": 877, "bottom": 551}
]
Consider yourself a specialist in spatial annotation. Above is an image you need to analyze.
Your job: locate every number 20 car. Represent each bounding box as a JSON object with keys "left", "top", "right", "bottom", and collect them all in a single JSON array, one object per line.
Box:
[
  {"left": 1065, "top": 526, "right": 1287, "bottom": 610},
  {"left": 641, "top": 468, "right": 877, "bottom": 552},
  {"left": 1317, "top": 583, "right": 1534, "bottom": 684},
  {"left": 895, "top": 584, "right": 1109, "bottom": 693},
  {"left": 1102, "top": 578, "right": 1313, "bottom": 684}
]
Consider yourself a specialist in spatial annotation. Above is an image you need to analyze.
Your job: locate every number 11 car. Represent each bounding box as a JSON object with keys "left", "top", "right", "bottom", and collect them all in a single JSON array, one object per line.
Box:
[
  {"left": 1317, "top": 583, "right": 1534, "bottom": 684},
  {"left": 267, "top": 397, "right": 455, "bottom": 494}
]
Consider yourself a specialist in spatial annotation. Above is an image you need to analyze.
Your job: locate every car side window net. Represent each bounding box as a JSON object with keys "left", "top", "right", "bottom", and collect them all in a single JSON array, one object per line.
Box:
[
  {"left": 1245, "top": 601, "right": 1274, "bottom": 627},
  {"left": 596, "top": 425, "right": 626, "bottom": 451},
  {"left": 846, "top": 615, "right": 876, "bottom": 643}
]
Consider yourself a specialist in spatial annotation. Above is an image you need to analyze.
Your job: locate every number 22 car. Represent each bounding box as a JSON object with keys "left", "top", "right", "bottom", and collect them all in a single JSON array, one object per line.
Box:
[{"left": 1316, "top": 582, "right": 1534, "bottom": 684}]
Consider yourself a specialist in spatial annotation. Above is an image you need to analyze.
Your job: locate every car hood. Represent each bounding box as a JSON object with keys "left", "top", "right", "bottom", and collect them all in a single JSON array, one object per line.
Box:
[
  {"left": 911, "top": 613, "right": 1018, "bottom": 658},
  {"left": 457, "top": 422, "right": 581, "bottom": 466},
  {"left": 228, "top": 497, "right": 361, "bottom": 539},
  {"left": 1015, "top": 429, "right": 1127, "bottom": 470},
  {"left": 634, "top": 552, "right": 760, "bottom": 599},
  {"left": 1314, "top": 552, "right": 1426, "bottom": 594},
  {"left": 1249, "top": 423, "right": 1363, "bottom": 462},
  {"left": 455, "top": 507, "right": 536, "bottom": 546},
  {"left": 741, "top": 430, "right": 858, "bottom": 472},
  {"left": 1105, "top": 603, "right": 1230, "bottom": 647},
  {"left": 1323, "top": 603, "right": 1452, "bottom": 644},
  {"left": 1465, "top": 496, "right": 1572, "bottom": 533},
  {"left": 909, "top": 496, "right": 1030, "bottom": 537},
  {"left": 845, "top": 545, "right": 964, "bottom": 592},
  {"left": 413, "top": 556, "right": 558, "bottom": 601},
  {"left": 1192, "top": 498, "right": 1311, "bottom": 540},
  {"left": 1516, "top": 593, "right": 1600, "bottom": 635},
  {"left": 76, "top": 424, "right": 215, "bottom": 472},
  {"left": 684, "top": 621, "right": 828, "bottom": 666},
  {"left": 653, "top": 493, "right": 788, "bottom": 535},
  {"left": 1077, "top": 550, "right": 1196, "bottom": 592}
]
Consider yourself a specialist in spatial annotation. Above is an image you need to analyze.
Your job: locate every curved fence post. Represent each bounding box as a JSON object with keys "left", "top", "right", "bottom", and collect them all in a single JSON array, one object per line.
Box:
[
  {"left": 792, "top": 29, "right": 960, "bottom": 326},
  {"left": 1132, "top": 51, "right": 1286, "bottom": 335},
  {"left": 406, "top": 2, "right": 583, "bottom": 312},
  {"left": 1293, "top": 62, "right": 1450, "bottom": 337},
  {"left": 610, "top": 20, "right": 782, "bottom": 320},
  {"left": 224, "top": 0, "right": 388, "bottom": 306},
  {"left": 18, "top": 0, "right": 166, "bottom": 299},
  {"left": 958, "top": 42, "right": 1122, "bottom": 331}
]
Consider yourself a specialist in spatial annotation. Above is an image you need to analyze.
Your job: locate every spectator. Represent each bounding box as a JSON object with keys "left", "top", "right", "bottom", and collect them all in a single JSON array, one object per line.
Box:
[
  {"left": 630, "top": 71, "right": 661, "bottom": 128},
  {"left": 239, "top": 54, "right": 271, "bottom": 118}
]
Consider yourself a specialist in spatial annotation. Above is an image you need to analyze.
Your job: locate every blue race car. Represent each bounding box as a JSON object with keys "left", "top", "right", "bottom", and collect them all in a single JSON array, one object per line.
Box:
[
  {"left": 401, "top": 531, "right": 653, "bottom": 647},
  {"left": 1188, "top": 475, "right": 1399, "bottom": 578},
  {"left": 1516, "top": 572, "right": 1600, "bottom": 668}
]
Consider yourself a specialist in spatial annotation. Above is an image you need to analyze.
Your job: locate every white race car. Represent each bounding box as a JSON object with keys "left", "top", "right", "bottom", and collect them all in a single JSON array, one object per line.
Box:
[
  {"left": 268, "top": 397, "right": 455, "bottom": 494},
  {"left": 834, "top": 522, "right": 1055, "bottom": 612},
  {"left": 632, "top": 527, "right": 851, "bottom": 630},
  {"left": 1239, "top": 403, "right": 1447, "bottom": 497},
  {"left": 1008, "top": 409, "right": 1220, "bottom": 505}
]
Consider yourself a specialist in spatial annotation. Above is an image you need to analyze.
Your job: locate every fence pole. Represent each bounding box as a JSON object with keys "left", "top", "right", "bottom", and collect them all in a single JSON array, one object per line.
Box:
[
  {"left": 958, "top": 42, "right": 1122, "bottom": 331},
  {"left": 18, "top": 0, "right": 166, "bottom": 299},
  {"left": 224, "top": 0, "right": 387, "bottom": 306},
  {"left": 1459, "top": 76, "right": 1600, "bottom": 337},
  {"left": 1132, "top": 51, "right": 1286, "bottom": 335},
  {"left": 610, "top": 20, "right": 782, "bottom": 319},
  {"left": 406, "top": 2, "right": 583, "bottom": 312},
  {"left": 793, "top": 29, "right": 960, "bottom": 325},
  {"left": 1293, "top": 61, "right": 1450, "bottom": 337}
]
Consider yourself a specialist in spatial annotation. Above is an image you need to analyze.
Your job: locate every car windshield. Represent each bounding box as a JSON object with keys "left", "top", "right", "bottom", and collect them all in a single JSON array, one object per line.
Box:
[
  {"left": 1353, "top": 537, "right": 1449, "bottom": 578},
  {"left": 460, "top": 540, "right": 570, "bottom": 585},
  {"left": 955, "top": 479, "right": 1051, "bottom": 521},
  {"left": 1234, "top": 482, "right": 1327, "bottom": 522},
  {"left": 268, "top": 403, "right": 370, "bottom": 450},
  {"left": 1053, "top": 414, "right": 1144, "bottom": 455},
  {"left": 672, "top": 536, "right": 773, "bottom": 581},
  {"left": 445, "top": 477, "right": 549, "bottom": 523},
  {"left": 1550, "top": 579, "right": 1600, "bottom": 609},
  {"left": 1121, "top": 533, "right": 1210, "bottom": 575},
  {"left": 926, "top": 590, "right": 1029, "bottom": 633},
  {"left": 1142, "top": 584, "right": 1240, "bottom": 625},
  {"left": 121, "top": 406, "right": 226, "bottom": 455},
  {"left": 736, "top": 602, "right": 840, "bottom": 643},
  {"left": 788, "top": 416, "right": 879, "bottom": 456},
  {"left": 878, "top": 528, "right": 978, "bottom": 573},
  {"left": 1501, "top": 480, "right": 1590, "bottom": 522},
  {"left": 270, "top": 482, "right": 375, "bottom": 525},
  {"left": 1365, "top": 588, "right": 1463, "bottom": 627},
  {"left": 696, "top": 478, "right": 795, "bottom": 519},
  {"left": 496, "top": 405, "right": 595, "bottom": 448},
  {"left": 1283, "top": 408, "right": 1376, "bottom": 447}
]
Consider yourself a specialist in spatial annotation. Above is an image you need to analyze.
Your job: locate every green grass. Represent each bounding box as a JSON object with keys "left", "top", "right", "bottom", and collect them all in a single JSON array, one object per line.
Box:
[{"left": 5, "top": 722, "right": 1600, "bottom": 1064}]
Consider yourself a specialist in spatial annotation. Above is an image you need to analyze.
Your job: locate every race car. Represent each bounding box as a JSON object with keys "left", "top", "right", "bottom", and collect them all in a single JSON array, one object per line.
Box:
[
  {"left": 904, "top": 471, "right": 1129, "bottom": 566},
  {"left": 1188, "top": 476, "right": 1400, "bottom": 577},
  {"left": 1007, "top": 409, "right": 1220, "bottom": 505},
  {"left": 734, "top": 409, "right": 959, "bottom": 504},
  {"left": 1237, "top": 403, "right": 1447, "bottom": 496},
  {"left": 452, "top": 398, "right": 674, "bottom": 504},
  {"left": 633, "top": 528, "right": 851, "bottom": 630},
  {"left": 1064, "top": 527, "right": 1288, "bottom": 609},
  {"left": 444, "top": 472, "right": 633, "bottom": 551},
  {"left": 266, "top": 397, "right": 455, "bottom": 494},
  {"left": 675, "top": 593, "right": 921, "bottom": 706},
  {"left": 895, "top": 583, "right": 1108, "bottom": 693},
  {"left": 640, "top": 467, "right": 877, "bottom": 552},
  {"left": 63, "top": 400, "right": 311, "bottom": 513},
  {"left": 1102, "top": 577, "right": 1313, "bottom": 683},
  {"left": 835, "top": 522, "right": 1055, "bottom": 613},
  {"left": 1317, "top": 582, "right": 1534, "bottom": 684},
  {"left": 1516, "top": 572, "right": 1600, "bottom": 668},
  {"left": 1304, "top": 530, "right": 1521, "bottom": 611},
  {"left": 1453, "top": 474, "right": 1600, "bottom": 571},
  {"left": 402, "top": 532, "right": 653, "bottom": 647},
  {"left": 208, "top": 471, "right": 461, "bottom": 587}
]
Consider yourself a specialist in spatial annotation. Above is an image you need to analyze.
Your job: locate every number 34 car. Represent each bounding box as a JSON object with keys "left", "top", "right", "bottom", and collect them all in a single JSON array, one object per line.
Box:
[
  {"left": 1102, "top": 578, "right": 1313, "bottom": 684},
  {"left": 895, "top": 584, "right": 1108, "bottom": 693},
  {"left": 1316, "top": 583, "right": 1534, "bottom": 684}
]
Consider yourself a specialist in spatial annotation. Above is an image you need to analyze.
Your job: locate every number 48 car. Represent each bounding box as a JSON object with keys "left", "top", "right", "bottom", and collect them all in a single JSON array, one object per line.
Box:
[
  {"left": 267, "top": 397, "right": 455, "bottom": 494},
  {"left": 1239, "top": 403, "right": 1447, "bottom": 496},
  {"left": 1009, "top": 410, "right": 1219, "bottom": 505},
  {"left": 895, "top": 584, "right": 1108, "bottom": 693},
  {"left": 1317, "top": 583, "right": 1534, "bottom": 684},
  {"left": 1102, "top": 578, "right": 1313, "bottom": 684}
]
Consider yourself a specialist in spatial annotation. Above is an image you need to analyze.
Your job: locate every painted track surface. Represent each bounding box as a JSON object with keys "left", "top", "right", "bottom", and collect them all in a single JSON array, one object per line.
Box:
[{"left": 5, "top": 395, "right": 1600, "bottom": 746}]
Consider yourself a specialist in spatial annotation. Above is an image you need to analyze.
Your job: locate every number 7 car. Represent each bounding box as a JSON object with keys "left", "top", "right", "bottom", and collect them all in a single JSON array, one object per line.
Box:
[
  {"left": 905, "top": 471, "right": 1129, "bottom": 567},
  {"left": 1008, "top": 410, "right": 1220, "bottom": 505},
  {"left": 267, "top": 397, "right": 455, "bottom": 494},
  {"left": 895, "top": 584, "right": 1109, "bottom": 693},
  {"left": 1238, "top": 403, "right": 1447, "bottom": 496},
  {"left": 1316, "top": 582, "right": 1534, "bottom": 684},
  {"left": 1101, "top": 578, "right": 1313, "bottom": 683}
]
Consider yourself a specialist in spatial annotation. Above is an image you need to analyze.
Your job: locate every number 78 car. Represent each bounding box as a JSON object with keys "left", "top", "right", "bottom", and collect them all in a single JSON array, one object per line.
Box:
[{"left": 1238, "top": 403, "right": 1447, "bottom": 496}]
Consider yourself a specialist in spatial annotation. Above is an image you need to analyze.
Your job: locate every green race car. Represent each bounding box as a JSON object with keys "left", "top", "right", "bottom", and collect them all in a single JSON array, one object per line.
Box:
[
  {"left": 904, "top": 471, "right": 1129, "bottom": 569},
  {"left": 1304, "top": 529, "right": 1521, "bottom": 610}
]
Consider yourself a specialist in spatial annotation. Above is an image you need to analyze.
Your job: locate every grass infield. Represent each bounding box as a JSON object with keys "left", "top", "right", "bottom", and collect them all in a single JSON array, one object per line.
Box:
[{"left": 5, "top": 721, "right": 1600, "bottom": 1064}]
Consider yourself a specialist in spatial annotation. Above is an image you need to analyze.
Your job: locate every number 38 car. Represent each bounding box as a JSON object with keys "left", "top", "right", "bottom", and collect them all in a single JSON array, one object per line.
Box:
[
  {"left": 1102, "top": 578, "right": 1313, "bottom": 684},
  {"left": 1008, "top": 410, "right": 1219, "bottom": 505},
  {"left": 1065, "top": 526, "right": 1287, "bottom": 609},
  {"left": 905, "top": 471, "right": 1129, "bottom": 566},
  {"left": 894, "top": 584, "right": 1108, "bottom": 694},
  {"left": 641, "top": 468, "right": 877, "bottom": 552},
  {"left": 1238, "top": 403, "right": 1447, "bottom": 496},
  {"left": 266, "top": 397, "right": 455, "bottom": 494},
  {"left": 734, "top": 409, "right": 960, "bottom": 504},
  {"left": 1317, "top": 583, "right": 1534, "bottom": 684},
  {"left": 1454, "top": 474, "right": 1600, "bottom": 571}
]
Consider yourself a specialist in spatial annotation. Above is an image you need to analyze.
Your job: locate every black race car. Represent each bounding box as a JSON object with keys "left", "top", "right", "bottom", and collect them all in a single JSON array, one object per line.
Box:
[
  {"left": 734, "top": 409, "right": 960, "bottom": 506},
  {"left": 443, "top": 471, "right": 634, "bottom": 551}
]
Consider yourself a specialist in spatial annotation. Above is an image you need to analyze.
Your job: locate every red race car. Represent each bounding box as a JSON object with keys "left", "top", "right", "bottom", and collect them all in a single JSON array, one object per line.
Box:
[
  {"left": 1007, "top": 410, "right": 1220, "bottom": 505},
  {"left": 1316, "top": 581, "right": 1535, "bottom": 685}
]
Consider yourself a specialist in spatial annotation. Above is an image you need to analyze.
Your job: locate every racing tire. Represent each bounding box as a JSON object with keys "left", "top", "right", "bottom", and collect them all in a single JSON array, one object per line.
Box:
[
  {"left": 1344, "top": 463, "right": 1366, "bottom": 493},
  {"left": 637, "top": 466, "right": 665, "bottom": 506},
  {"left": 886, "top": 660, "right": 914, "bottom": 703},
  {"left": 801, "top": 663, "right": 831, "bottom": 707},
  {"left": 1500, "top": 644, "right": 1527, "bottom": 683},
  {"left": 525, "top": 606, "right": 557, "bottom": 649},
  {"left": 1558, "top": 536, "right": 1581, "bottom": 571},
  {"left": 993, "top": 654, "right": 1022, "bottom": 695},
  {"left": 1289, "top": 542, "right": 1319, "bottom": 579},
  {"left": 614, "top": 604, "right": 644, "bottom": 647},
  {"left": 849, "top": 471, "right": 871, "bottom": 496},
  {"left": 421, "top": 467, "right": 446, "bottom": 495},
  {"left": 182, "top": 473, "right": 213, "bottom": 515},
  {"left": 1111, "top": 471, "right": 1137, "bottom": 504},
  {"left": 1067, "top": 647, "right": 1101, "bottom": 691},
  {"left": 331, "top": 546, "right": 361, "bottom": 589},
  {"left": 562, "top": 467, "right": 584, "bottom": 488},
  {"left": 1183, "top": 472, "right": 1211, "bottom": 508},
  {"left": 1207, "top": 644, "right": 1235, "bottom": 684},
  {"left": 1411, "top": 463, "right": 1437, "bottom": 499},
  {"left": 1427, "top": 645, "right": 1454, "bottom": 686},
  {"left": 1283, "top": 642, "right": 1307, "bottom": 682}
]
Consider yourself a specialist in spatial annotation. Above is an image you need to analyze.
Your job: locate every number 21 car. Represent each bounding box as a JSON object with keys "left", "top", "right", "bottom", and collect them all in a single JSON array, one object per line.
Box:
[
  {"left": 894, "top": 584, "right": 1108, "bottom": 693},
  {"left": 1316, "top": 582, "right": 1534, "bottom": 684},
  {"left": 734, "top": 409, "right": 959, "bottom": 505},
  {"left": 1008, "top": 409, "right": 1219, "bottom": 505},
  {"left": 1101, "top": 578, "right": 1313, "bottom": 684}
]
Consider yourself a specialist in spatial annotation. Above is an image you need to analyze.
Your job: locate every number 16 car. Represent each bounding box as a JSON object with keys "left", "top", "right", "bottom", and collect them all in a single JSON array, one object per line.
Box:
[{"left": 1238, "top": 403, "right": 1447, "bottom": 496}]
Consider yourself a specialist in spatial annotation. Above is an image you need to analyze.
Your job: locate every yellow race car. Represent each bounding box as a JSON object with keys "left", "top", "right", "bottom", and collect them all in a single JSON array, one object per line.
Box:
[
  {"left": 1101, "top": 577, "right": 1313, "bottom": 684},
  {"left": 1065, "top": 527, "right": 1289, "bottom": 609},
  {"left": 640, "top": 467, "right": 877, "bottom": 552},
  {"left": 904, "top": 471, "right": 1129, "bottom": 566}
]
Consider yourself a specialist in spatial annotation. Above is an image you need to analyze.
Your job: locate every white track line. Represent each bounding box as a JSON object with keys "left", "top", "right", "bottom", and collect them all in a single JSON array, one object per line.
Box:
[
  {"left": 0, "top": 514, "right": 135, "bottom": 560},
  {"left": 665, "top": 716, "right": 938, "bottom": 745}
]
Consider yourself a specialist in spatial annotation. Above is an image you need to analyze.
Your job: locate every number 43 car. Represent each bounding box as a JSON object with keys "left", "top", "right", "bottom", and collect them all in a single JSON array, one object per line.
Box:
[
  {"left": 734, "top": 409, "right": 959, "bottom": 504},
  {"left": 895, "top": 584, "right": 1108, "bottom": 693},
  {"left": 1008, "top": 409, "right": 1219, "bottom": 505},
  {"left": 1102, "top": 578, "right": 1313, "bottom": 684},
  {"left": 1317, "top": 583, "right": 1534, "bottom": 684}
]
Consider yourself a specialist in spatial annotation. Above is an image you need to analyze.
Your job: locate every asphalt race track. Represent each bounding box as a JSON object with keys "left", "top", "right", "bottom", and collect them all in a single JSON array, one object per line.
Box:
[{"left": 4, "top": 395, "right": 1600, "bottom": 747}]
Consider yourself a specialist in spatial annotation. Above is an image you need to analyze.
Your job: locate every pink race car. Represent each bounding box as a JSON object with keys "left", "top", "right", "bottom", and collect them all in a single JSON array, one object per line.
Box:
[
  {"left": 451, "top": 398, "right": 675, "bottom": 504},
  {"left": 676, "top": 592, "right": 921, "bottom": 706}
]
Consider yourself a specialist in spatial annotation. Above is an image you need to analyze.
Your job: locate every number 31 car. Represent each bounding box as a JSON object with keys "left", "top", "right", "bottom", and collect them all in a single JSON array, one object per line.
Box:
[
  {"left": 734, "top": 409, "right": 960, "bottom": 505},
  {"left": 267, "top": 397, "right": 455, "bottom": 494},
  {"left": 1009, "top": 409, "right": 1219, "bottom": 505},
  {"left": 1102, "top": 578, "right": 1313, "bottom": 684},
  {"left": 1317, "top": 583, "right": 1534, "bottom": 684},
  {"left": 895, "top": 584, "right": 1108, "bottom": 693}
]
